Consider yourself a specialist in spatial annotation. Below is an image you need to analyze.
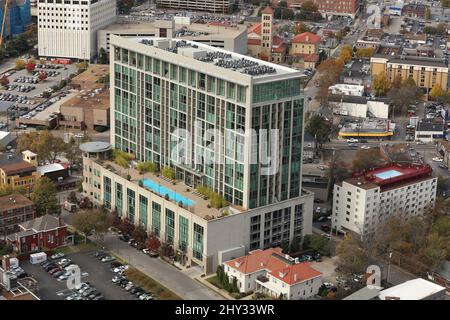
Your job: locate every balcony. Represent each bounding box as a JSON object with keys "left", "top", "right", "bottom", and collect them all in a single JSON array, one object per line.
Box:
[{"left": 257, "top": 275, "right": 269, "bottom": 283}]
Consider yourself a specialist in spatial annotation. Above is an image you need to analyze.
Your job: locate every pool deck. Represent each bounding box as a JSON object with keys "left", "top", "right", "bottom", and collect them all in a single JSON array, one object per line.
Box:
[{"left": 101, "top": 160, "right": 241, "bottom": 219}]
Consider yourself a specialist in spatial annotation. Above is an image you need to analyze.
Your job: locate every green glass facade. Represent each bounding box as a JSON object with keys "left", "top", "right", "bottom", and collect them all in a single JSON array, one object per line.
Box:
[
  {"left": 179, "top": 216, "right": 189, "bottom": 253},
  {"left": 139, "top": 195, "right": 148, "bottom": 229},
  {"left": 165, "top": 209, "right": 175, "bottom": 244},
  {"left": 115, "top": 182, "right": 123, "bottom": 216},
  {"left": 151, "top": 201, "right": 161, "bottom": 237},
  {"left": 127, "top": 188, "right": 135, "bottom": 221},
  {"left": 193, "top": 223, "right": 204, "bottom": 261}
]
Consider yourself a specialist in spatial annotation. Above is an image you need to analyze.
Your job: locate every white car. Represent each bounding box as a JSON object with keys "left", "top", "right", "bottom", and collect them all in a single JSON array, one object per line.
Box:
[
  {"left": 432, "top": 157, "right": 443, "bottom": 162},
  {"left": 51, "top": 252, "right": 65, "bottom": 260},
  {"left": 142, "top": 249, "right": 150, "bottom": 255},
  {"left": 361, "top": 145, "right": 370, "bottom": 150},
  {"left": 346, "top": 138, "right": 358, "bottom": 143}
]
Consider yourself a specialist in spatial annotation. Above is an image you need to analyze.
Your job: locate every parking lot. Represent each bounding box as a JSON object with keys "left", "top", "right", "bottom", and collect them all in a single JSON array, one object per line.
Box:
[
  {"left": 21, "top": 251, "right": 137, "bottom": 300},
  {"left": 0, "top": 60, "right": 78, "bottom": 121}
]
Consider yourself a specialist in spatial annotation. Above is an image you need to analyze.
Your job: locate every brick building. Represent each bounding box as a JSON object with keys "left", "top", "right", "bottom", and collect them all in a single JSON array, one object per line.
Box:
[
  {"left": 7, "top": 214, "right": 67, "bottom": 253},
  {"left": 0, "top": 194, "right": 35, "bottom": 236}
]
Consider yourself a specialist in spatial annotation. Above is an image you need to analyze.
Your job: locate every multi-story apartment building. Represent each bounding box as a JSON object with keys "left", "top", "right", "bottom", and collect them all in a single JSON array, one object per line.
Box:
[
  {"left": 371, "top": 56, "right": 449, "bottom": 93},
  {"left": 81, "top": 36, "right": 314, "bottom": 274},
  {"left": 0, "top": 194, "right": 35, "bottom": 236},
  {"left": 332, "top": 163, "right": 437, "bottom": 238},
  {"left": 316, "top": 0, "right": 361, "bottom": 19},
  {"left": 155, "top": 0, "right": 230, "bottom": 13},
  {"left": 0, "top": 151, "right": 40, "bottom": 195},
  {"left": 371, "top": 48, "right": 449, "bottom": 94},
  {"left": 290, "top": 32, "right": 322, "bottom": 69},
  {"left": 37, "top": 0, "right": 116, "bottom": 60}
]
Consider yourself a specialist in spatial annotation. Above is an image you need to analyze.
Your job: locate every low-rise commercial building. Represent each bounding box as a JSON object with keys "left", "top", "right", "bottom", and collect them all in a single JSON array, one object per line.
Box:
[
  {"left": 98, "top": 19, "right": 247, "bottom": 55},
  {"left": 414, "top": 119, "right": 445, "bottom": 143},
  {"left": 0, "top": 194, "right": 36, "bottom": 235},
  {"left": 378, "top": 278, "right": 446, "bottom": 300},
  {"left": 61, "top": 64, "right": 110, "bottom": 131},
  {"left": 332, "top": 163, "right": 437, "bottom": 237},
  {"left": 316, "top": 0, "right": 361, "bottom": 19},
  {"left": 223, "top": 247, "right": 322, "bottom": 299},
  {"left": 330, "top": 95, "right": 390, "bottom": 119},
  {"left": 155, "top": 0, "right": 230, "bottom": 13}
]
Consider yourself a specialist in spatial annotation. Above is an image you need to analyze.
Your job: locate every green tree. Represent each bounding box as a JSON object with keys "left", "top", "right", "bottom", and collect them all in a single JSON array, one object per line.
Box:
[
  {"left": 71, "top": 209, "right": 112, "bottom": 242},
  {"left": 430, "top": 83, "right": 444, "bottom": 100},
  {"left": 31, "top": 177, "right": 60, "bottom": 216},
  {"left": 352, "top": 148, "right": 386, "bottom": 173},
  {"left": 336, "top": 237, "right": 369, "bottom": 276},
  {"left": 136, "top": 162, "right": 157, "bottom": 174},
  {"left": 15, "top": 59, "right": 26, "bottom": 70},
  {"left": 98, "top": 47, "right": 109, "bottom": 64},
  {"left": 303, "top": 234, "right": 329, "bottom": 254},
  {"left": 372, "top": 71, "right": 390, "bottom": 96},
  {"left": 425, "top": 7, "right": 431, "bottom": 20},
  {"left": 162, "top": 166, "right": 176, "bottom": 180},
  {"left": 305, "top": 115, "right": 331, "bottom": 144}
]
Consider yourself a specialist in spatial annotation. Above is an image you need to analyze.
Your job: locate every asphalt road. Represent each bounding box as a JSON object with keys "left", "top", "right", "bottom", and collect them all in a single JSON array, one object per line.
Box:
[{"left": 97, "top": 233, "right": 225, "bottom": 300}]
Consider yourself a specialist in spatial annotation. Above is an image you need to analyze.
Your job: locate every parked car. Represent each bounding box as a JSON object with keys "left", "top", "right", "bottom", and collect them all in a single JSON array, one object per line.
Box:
[
  {"left": 101, "top": 256, "right": 115, "bottom": 263},
  {"left": 51, "top": 252, "right": 65, "bottom": 260},
  {"left": 320, "top": 224, "right": 331, "bottom": 232}
]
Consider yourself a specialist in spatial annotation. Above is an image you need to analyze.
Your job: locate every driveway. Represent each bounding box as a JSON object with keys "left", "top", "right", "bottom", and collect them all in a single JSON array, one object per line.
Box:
[{"left": 98, "top": 233, "right": 225, "bottom": 300}]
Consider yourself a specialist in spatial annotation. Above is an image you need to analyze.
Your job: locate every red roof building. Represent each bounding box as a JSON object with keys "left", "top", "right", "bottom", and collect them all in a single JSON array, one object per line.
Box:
[
  {"left": 224, "top": 248, "right": 322, "bottom": 299},
  {"left": 261, "top": 6, "right": 275, "bottom": 15},
  {"left": 292, "top": 32, "right": 322, "bottom": 44}
]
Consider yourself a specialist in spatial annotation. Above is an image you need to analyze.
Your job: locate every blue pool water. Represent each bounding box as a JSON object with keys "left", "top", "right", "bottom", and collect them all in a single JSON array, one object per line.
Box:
[
  {"left": 141, "top": 178, "right": 196, "bottom": 207},
  {"left": 374, "top": 170, "right": 403, "bottom": 180}
]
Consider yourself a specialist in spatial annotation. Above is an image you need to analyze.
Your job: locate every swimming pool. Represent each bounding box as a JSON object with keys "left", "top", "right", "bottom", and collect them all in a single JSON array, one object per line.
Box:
[
  {"left": 374, "top": 169, "right": 403, "bottom": 180},
  {"left": 141, "top": 178, "right": 196, "bottom": 207}
]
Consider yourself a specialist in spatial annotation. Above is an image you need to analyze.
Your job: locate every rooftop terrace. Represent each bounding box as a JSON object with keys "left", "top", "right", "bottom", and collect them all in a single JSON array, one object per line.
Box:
[
  {"left": 349, "top": 163, "right": 433, "bottom": 190},
  {"left": 100, "top": 159, "right": 241, "bottom": 220}
]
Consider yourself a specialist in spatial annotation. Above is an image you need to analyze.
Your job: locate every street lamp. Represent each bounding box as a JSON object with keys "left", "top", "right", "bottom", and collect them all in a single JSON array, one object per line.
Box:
[{"left": 386, "top": 251, "right": 393, "bottom": 285}]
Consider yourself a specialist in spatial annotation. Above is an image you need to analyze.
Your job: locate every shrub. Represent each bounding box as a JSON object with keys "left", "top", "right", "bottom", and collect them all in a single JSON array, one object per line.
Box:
[
  {"left": 162, "top": 166, "right": 175, "bottom": 180},
  {"left": 136, "top": 162, "right": 157, "bottom": 174}
]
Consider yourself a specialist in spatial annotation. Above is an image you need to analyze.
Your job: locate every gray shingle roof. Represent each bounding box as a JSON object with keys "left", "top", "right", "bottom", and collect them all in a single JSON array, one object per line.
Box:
[{"left": 19, "top": 214, "right": 64, "bottom": 232}]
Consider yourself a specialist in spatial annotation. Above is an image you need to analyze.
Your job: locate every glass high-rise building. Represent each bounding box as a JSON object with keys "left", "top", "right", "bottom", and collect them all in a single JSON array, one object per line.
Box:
[{"left": 82, "top": 36, "right": 313, "bottom": 274}]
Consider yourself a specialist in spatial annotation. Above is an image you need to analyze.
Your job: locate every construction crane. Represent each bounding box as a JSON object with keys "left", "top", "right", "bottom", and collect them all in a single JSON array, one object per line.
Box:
[{"left": 0, "top": 0, "right": 11, "bottom": 47}]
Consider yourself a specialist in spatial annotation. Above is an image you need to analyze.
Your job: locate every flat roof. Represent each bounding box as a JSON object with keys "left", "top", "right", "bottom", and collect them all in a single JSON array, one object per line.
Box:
[
  {"left": 79, "top": 141, "right": 112, "bottom": 153},
  {"left": 131, "top": 37, "right": 299, "bottom": 78},
  {"left": 0, "top": 194, "right": 34, "bottom": 212},
  {"left": 348, "top": 163, "right": 433, "bottom": 189},
  {"left": 378, "top": 278, "right": 445, "bottom": 300},
  {"left": 71, "top": 64, "right": 109, "bottom": 87},
  {"left": 61, "top": 88, "right": 110, "bottom": 111},
  {"left": 101, "top": 21, "right": 245, "bottom": 39},
  {"left": 37, "top": 163, "right": 67, "bottom": 175}
]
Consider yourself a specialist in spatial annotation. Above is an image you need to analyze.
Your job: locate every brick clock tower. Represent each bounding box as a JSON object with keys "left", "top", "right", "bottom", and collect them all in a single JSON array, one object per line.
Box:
[{"left": 260, "top": 6, "right": 274, "bottom": 61}]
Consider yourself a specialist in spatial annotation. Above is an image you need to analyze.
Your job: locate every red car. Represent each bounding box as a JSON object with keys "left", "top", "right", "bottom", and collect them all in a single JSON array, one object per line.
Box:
[{"left": 48, "top": 267, "right": 61, "bottom": 275}]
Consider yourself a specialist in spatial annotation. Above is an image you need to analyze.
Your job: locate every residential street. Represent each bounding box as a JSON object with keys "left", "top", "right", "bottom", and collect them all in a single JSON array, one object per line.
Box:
[{"left": 97, "top": 233, "right": 225, "bottom": 300}]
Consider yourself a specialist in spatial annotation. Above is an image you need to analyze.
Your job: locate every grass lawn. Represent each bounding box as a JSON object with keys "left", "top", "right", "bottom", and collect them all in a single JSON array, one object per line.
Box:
[
  {"left": 124, "top": 267, "right": 182, "bottom": 300},
  {"left": 206, "top": 275, "right": 224, "bottom": 290}
]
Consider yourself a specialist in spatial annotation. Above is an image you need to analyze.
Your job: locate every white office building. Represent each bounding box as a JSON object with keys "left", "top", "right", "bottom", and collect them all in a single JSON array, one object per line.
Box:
[
  {"left": 37, "top": 0, "right": 117, "bottom": 60},
  {"left": 81, "top": 36, "right": 314, "bottom": 274},
  {"left": 332, "top": 163, "right": 437, "bottom": 237}
]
